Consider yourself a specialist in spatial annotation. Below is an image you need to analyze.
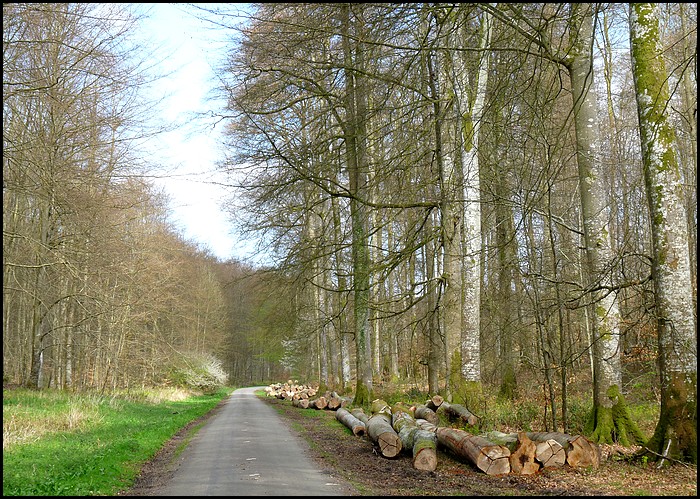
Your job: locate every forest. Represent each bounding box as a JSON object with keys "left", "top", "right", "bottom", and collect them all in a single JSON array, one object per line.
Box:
[{"left": 2, "top": 2, "right": 697, "bottom": 466}]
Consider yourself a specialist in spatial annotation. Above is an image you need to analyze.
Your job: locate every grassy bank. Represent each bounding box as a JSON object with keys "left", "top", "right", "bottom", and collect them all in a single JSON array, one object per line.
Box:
[{"left": 3, "top": 386, "right": 234, "bottom": 496}]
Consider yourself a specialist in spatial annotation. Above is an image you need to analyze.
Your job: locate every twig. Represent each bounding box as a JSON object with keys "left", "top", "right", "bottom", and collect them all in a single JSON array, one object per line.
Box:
[{"left": 641, "top": 444, "right": 691, "bottom": 469}]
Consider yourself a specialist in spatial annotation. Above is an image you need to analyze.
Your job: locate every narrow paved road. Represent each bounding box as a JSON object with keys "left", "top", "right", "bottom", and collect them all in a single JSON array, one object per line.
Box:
[{"left": 156, "top": 386, "right": 357, "bottom": 496}]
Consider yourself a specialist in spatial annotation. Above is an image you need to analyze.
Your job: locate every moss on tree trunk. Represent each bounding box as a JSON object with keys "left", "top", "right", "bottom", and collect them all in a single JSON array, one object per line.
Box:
[
  {"left": 586, "top": 385, "right": 645, "bottom": 446},
  {"left": 641, "top": 373, "right": 697, "bottom": 465},
  {"left": 353, "top": 379, "right": 372, "bottom": 408},
  {"left": 629, "top": 3, "right": 697, "bottom": 465}
]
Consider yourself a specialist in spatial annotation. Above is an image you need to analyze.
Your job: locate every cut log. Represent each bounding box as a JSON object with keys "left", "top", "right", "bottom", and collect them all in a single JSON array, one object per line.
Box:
[
  {"left": 526, "top": 432, "right": 599, "bottom": 468},
  {"left": 338, "top": 396, "right": 353, "bottom": 408},
  {"left": 415, "top": 418, "right": 439, "bottom": 433},
  {"left": 426, "top": 394, "right": 444, "bottom": 411},
  {"left": 391, "top": 407, "right": 415, "bottom": 434},
  {"left": 325, "top": 394, "right": 342, "bottom": 411},
  {"left": 436, "top": 427, "right": 510, "bottom": 475},
  {"left": 391, "top": 401, "right": 415, "bottom": 417},
  {"left": 367, "top": 412, "right": 402, "bottom": 458},
  {"left": 308, "top": 396, "right": 327, "bottom": 410},
  {"left": 292, "top": 398, "right": 309, "bottom": 409},
  {"left": 265, "top": 382, "right": 317, "bottom": 400},
  {"left": 350, "top": 407, "right": 369, "bottom": 425},
  {"left": 412, "top": 429, "right": 438, "bottom": 471},
  {"left": 414, "top": 404, "right": 439, "bottom": 425},
  {"left": 534, "top": 439, "right": 566, "bottom": 468},
  {"left": 391, "top": 407, "right": 438, "bottom": 471},
  {"left": 438, "top": 401, "right": 479, "bottom": 426},
  {"left": 510, "top": 433, "right": 539, "bottom": 475},
  {"left": 370, "top": 398, "right": 392, "bottom": 416},
  {"left": 335, "top": 407, "right": 366, "bottom": 436},
  {"left": 485, "top": 431, "right": 539, "bottom": 475}
]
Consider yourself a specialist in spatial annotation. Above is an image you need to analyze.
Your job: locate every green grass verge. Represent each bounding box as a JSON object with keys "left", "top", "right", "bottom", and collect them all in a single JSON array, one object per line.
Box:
[{"left": 3, "top": 386, "right": 235, "bottom": 496}]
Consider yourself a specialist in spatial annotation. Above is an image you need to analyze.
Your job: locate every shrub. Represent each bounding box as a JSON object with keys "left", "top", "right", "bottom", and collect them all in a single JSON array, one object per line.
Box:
[{"left": 167, "top": 353, "right": 228, "bottom": 394}]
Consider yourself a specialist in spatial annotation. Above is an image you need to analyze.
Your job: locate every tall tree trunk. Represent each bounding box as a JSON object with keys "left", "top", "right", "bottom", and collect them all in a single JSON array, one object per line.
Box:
[
  {"left": 494, "top": 141, "right": 517, "bottom": 401},
  {"left": 567, "top": 3, "right": 629, "bottom": 444},
  {"left": 341, "top": 4, "right": 372, "bottom": 405},
  {"left": 331, "top": 192, "right": 353, "bottom": 391},
  {"left": 629, "top": 3, "right": 697, "bottom": 464},
  {"left": 458, "top": 8, "right": 492, "bottom": 388},
  {"left": 677, "top": 3, "right": 697, "bottom": 314}
]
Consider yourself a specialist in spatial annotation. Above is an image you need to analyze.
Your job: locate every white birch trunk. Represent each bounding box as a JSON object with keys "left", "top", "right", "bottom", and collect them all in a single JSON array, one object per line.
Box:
[
  {"left": 437, "top": 17, "right": 463, "bottom": 397},
  {"left": 457, "top": 8, "right": 493, "bottom": 382}
]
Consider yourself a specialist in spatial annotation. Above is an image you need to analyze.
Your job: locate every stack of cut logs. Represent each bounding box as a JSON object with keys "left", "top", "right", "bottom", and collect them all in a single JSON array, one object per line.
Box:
[
  {"left": 265, "top": 383, "right": 600, "bottom": 475},
  {"left": 264, "top": 381, "right": 352, "bottom": 410}
]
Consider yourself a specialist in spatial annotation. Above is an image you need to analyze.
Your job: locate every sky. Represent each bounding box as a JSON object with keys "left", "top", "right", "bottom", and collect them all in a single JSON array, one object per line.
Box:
[{"left": 136, "top": 3, "right": 249, "bottom": 262}]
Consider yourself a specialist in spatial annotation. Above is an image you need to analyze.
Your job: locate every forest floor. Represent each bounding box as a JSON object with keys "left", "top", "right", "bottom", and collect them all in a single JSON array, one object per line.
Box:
[{"left": 123, "top": 393, "right": 697, "bottom": 496}]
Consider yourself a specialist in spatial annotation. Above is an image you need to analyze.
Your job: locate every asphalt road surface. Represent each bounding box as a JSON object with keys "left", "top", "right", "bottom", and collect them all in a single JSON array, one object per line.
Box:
[{"left": 156, "top": 386, "right": 357, "bottom": 496}]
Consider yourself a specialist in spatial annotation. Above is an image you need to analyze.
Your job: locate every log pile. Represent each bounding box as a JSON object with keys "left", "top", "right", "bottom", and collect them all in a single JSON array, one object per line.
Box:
[
  {"left": 266, "top": 383, "right": 601, "bottom": 477},
  {"left": 265, "top": 380, "right": 318, "bottom": 401}
]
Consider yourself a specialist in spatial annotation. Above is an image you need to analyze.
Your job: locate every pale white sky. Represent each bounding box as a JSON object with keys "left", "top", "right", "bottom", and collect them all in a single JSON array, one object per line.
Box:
[{"left": 136, "top": 3, "right": 249, "bottom": 262}]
